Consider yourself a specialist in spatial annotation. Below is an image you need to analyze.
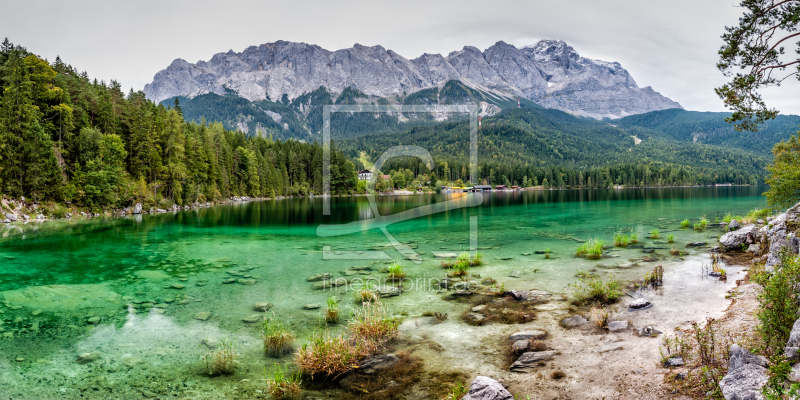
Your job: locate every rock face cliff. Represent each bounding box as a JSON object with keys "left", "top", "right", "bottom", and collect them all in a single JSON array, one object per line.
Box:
[{"left": 144, "top": 40, "right": 682, "bottom": 119}]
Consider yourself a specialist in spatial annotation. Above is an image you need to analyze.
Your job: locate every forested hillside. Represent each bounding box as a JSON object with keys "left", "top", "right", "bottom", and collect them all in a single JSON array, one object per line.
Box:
[
  {"left": 341, "top": 107, "right": 770, "bottom": 188},
  {"left": 614, "top": 108, "right": 800, "bottom": 156},
  {"left": 0, "top": 40, "right": 357, "bottom": 211}
]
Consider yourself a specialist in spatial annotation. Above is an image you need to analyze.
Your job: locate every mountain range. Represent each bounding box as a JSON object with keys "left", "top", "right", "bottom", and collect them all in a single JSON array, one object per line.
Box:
[{"left": 144, "top": 39, "right": 682, "bottom": 121}]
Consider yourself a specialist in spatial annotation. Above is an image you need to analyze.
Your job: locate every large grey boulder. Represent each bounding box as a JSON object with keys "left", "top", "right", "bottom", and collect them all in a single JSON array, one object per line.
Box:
[
  {"left": 764, "top": 202, "right": 800, "bottom": 271},
  {"left": 720, "top": 224, "right": 759, "bottom": 250},
  {"left": 461, "top": 376, "right": 513, "bottom": 400},
  {"left": 720, "top": 345, "right": 768, "bottom": 400},
  {"left": 132, "top": 203, "right": 142, "bottom": 214},
  {"left": 4, "top": 213, "right": 17, "bottom": 222},
  {"left": 729, "top": 219, "right": 741, "bottom": 231},
  {"left": 785, "top": 318, "right": 800, "bottom": 361}
]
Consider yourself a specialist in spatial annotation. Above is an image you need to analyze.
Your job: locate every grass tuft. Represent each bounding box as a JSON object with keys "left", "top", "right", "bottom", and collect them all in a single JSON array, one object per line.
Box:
[
  {"left": 265, "top": 364, "right": 302, "bottom": 399},
  {"left": 387, "top": 260, "right": 406, "bottom": 279},
  {"left": 570, "top": 275, "right": 621, "bottom": 304},
  {"left": 201, "top": 336, "right": 238, "bottom": 376},
  {"left": 680, "top": 219, "right": 690, "bottom": 228},
  {"left": 326, "top": 297, "right": 340, "bottom": 324},
  {"left": 650, "top": 228, "right": 660, "bottom": 239},
  {"left": 263, "top": 319, "right": 295, "bottom": 357}
]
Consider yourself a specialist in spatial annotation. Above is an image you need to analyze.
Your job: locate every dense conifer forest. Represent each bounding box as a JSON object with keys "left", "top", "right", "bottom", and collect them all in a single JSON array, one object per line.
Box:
[{"left": 0, "top": 40, "right": 357, "bottom": 211}]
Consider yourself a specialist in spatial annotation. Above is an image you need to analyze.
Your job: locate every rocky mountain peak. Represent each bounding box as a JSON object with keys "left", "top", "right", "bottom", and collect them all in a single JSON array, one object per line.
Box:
[{"left": 143, "top": 39, "right": 682, "bottom": 119}]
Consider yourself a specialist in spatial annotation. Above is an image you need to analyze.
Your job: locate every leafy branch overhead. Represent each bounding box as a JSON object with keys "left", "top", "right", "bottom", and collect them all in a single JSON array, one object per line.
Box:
[{"left": 716, "top": 0, "right": 800, "bottom": 131}]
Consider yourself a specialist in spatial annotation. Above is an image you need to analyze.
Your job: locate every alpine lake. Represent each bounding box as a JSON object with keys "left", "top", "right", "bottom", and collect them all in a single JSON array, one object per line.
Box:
[{"left": 0, "top": 186, "right": 768, "bottom": 399}]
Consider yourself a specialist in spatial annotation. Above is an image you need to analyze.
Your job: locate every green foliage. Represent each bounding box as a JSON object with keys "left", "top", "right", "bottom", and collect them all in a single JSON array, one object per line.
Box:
[
  {"left": 613, "top": 231, "right": 630, "bottom": 247},
  {"left": 681, "top": 219, "right": 691, "bottom": 228},
  {"left": 387, "top": 260, "right": 406, "bottom": 279},
  {"left": 569, "top": 275, "right": 622, "bottom": 304},
  {"left": 325, "top": 297, "right": 339, "bottom": 324},
  {"left": 441, "top": 381, "right": 468, "bottom": 400},
  {"left": 576, "top": 238, "right": 604, "bottom": 260},
  {"left": 265, "top": 364, "right": 302, "bottom": 400},
  {"left": 761, "top": 357, "right": 800, "bottom": 400},
  {"left": 667, "top": 234, "right": 674, "bottom": 243},
  {"left": 765, "top": 132, "right": 800, "bottom": 210},
  {"left": 756, "top": 253, "right": 800, "bottom": 356},
  {"left": 200, "top": 336, "right": 238, "bottom": 376},
  {"left": 262, "top": 319, "right": 295, "bottom": 357},
  {"left": 0, "top": 42, "right": 358, "bottom": 207},
  {"left": 715, "top": 0, "right": 800, "bottom": 131},
  {"left": 649, "top": 228, "right": 660, "bottom": 239}
]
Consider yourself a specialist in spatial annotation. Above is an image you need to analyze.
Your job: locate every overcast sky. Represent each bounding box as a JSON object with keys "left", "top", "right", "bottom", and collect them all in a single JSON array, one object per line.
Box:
[{"left": 4, "top": 0, "right": 798, "bottom": 115}]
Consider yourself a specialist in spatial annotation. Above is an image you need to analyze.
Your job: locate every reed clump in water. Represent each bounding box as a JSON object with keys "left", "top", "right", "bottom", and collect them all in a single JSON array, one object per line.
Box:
[
  {"left": 263, "top": 319, "right": 295, "bottom": 357},
  {"left": 295, "top": 300, "right": 398, "bottom": 377},
  {"left": 614, "top": 232, "right": 630, "bottom": 247},
  {"left": 576, "top": 238, "right": 604, "bottom": 260},
  {"left": 265, "top": 364, "right": 302, "bottom": 399},
  {"left": 387, "top": 260, "right": 406, "bottom": 280},
  {"left": 325, "top": 297, "right": 340, "bottom": 324},
  {"left": 201, "top": 336, "right": 238, "bottom": 376},
  {"left": 650, "top": 228, "right": 660, "bottom": 239},
  {"left": 569, "top": 275, "right": 621, "bottom": 304}
]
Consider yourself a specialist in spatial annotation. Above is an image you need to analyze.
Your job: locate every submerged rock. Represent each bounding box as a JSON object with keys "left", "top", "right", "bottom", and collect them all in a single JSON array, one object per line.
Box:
[
  {"left": 629, "top": 298, "right": 651, "bottom": 310},
  {"left": 608, "top": 321, "right": 628, "bottom": 331},
  {"left": 511, "top": 340, "right": 529, "bottom": 353},
  {"left": 307, "top": 273, "right": 332, "bottom": 282},
  {"left": 597, "top": 343, "right": 624, "bottom": 353},
  {"left": 510, "top": 351, "right": 557, "bottom": 372},
  {"left": 76, "top": 352, "right": 101, "bottom": 364},
  {"left": 254, "top": 302, "right": 273, "bottom": 312},
  {"left": 242, "top": 314, "right": 263, "bottom": 323},
  {"left": 560, "top": 315, "right": 588, "bottom": 328},
  {"left": 461, "top": 376, "right": 514, "bottom": 399},
  {"left": 303, "top": 304, "right": 321, "bottom": 310},
  {"left": 508, "top": 330, "right": 547, "bottom": 341},
  {"left": 356, "top": 354, "right": 399, "bottom": 375},
  {"left": 194, "top": 311, "right": 211, "bottom": 321},
  {"left": 86, "top": 316, "right": 100, "bottom": 324},
  {"left": 376, "top": 286, "right": 400, "bottom": 297}
]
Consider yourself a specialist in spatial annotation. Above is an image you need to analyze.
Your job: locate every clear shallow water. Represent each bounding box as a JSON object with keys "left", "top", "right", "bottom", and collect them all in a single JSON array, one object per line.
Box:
[{"left": 0, "top": 186, "right": 767, "bottom": 398}]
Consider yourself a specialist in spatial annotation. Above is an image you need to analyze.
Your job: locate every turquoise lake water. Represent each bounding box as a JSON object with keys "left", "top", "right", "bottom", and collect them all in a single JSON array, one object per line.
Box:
[{"left": 0, "top": 185, "right": 768, "bottom": 398}]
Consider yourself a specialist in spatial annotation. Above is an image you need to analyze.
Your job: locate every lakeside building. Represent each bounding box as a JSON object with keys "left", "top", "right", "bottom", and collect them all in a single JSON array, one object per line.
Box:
[{"left": 358, "top": 170, "right": 373, "bottom": 181}]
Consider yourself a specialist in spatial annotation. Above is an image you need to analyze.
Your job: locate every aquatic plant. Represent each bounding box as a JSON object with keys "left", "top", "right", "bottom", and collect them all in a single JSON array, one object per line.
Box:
[
  {"left": 574, "top": 270, "right": 597, "bottom": 279},
  {"left": 587, "top": 238, "right": 605, "bottom": 260},
  {"left": 387, "top": 260, "right": 406, "bottom": 279},
  {"left": 698, "top": 216, "right": 709, "bottom": 229},
  {"left": 745, "top": 207, "right": 769, "bottom": 223},
  {"left": 295, "top": 330, "right": 367, "bottom": 377},
  {"left": 200, "top": 336, "right": 238, "bottom": 376},
  {"left": 440, "top": 381, "right": 468, "bottom": 400},
  {"left": 325, "top": 297, "right": 340, "bottom": 324},
  {"left": 451, "top": 260, "right": 469, "bottom": 277},
  {"left": 667, "top": 234, "right": 674, "bottom": 243},
  {"left": 680, "top": 219, "right": 690, "bottom": 228},
  {"left": 569, "top": 275, "right": 622, "bottom": 304},
  {"left": 643, "top": 265, "right": 664, "bottom": 287},
  {"left": 544, "top": 248, "right": 551, "bottom": 259},
  {"left": 355, "top": 288, "right": 378, "bottom": 303},
  {"left": 472, "top": 252, "right": 484, "bottom": 266},
  {"left": 649, "top": 228, "right": 660, "bottom": 239},
  {"left": 613, "top": 232, "right": 630, "bottom": 247},
  {"left": 589, "top": 305, "right": 609, "bottom": 328},
  {"left": 670, "top": 246, "right": 680, "bottom": 256},
  {"left": 457, "top": 252, "right": 469, "bottom": 264},
  {"left": 349, "top": 300, "right": 399, "bottom": 353},
  {"left": 262, "top": 319, "right": 295, "bottom": 357},
  {"left": 575, "top": 242, "right": 589, "bottom": 257},
  {"left": 723, "top": 213, "right": 733, "bottom": 224},
  {"left": 629, "top": 233, "right": 639, "bottom": 244},
  {"left": 265, "top": 364, "right": 302, "bottom": 399},
  {"left": 440, "top": 258, "right": 454, "bottom": 268}
]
